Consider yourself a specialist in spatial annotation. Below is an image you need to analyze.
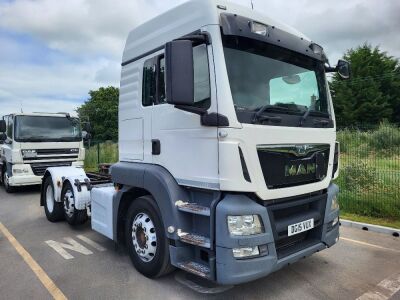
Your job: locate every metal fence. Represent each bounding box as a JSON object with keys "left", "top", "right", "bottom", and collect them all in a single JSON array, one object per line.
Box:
[
  {"left": 336, "top": 122, "right": 400, "bottom": 220},
  {"left": 84, "top": 140, "right": 118, "bottom": 172},
  {"left": 85, "top": 124, "right": 400, "bottom": 220}
]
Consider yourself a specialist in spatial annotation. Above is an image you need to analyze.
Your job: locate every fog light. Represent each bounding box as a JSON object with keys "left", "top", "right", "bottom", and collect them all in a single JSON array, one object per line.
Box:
[
  {"left": 227, "top": 215, "right": 263, "bottom": 236},
  {"left": 250, "top": 21, "right": 268, "bottom": 36},
  {"left": 331, "top": 195, "right": 339, "bottom": 211},
  {"left": 233, "top": 246, "right": 260, "bottom": 258},
  {"left": 332, "top": 217, "right": 339, "bottom": 227}
]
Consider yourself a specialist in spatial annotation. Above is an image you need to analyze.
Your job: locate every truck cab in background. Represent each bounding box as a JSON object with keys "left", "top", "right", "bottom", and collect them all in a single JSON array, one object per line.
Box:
[{"left": 0, "top": 113, "right": 85, "bottom": 192}]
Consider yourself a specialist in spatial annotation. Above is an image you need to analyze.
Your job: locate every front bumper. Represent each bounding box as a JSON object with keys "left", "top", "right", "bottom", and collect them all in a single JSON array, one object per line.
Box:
[
  {"left": 8, "top": 161, "right": 84, "bottom": 187},
  {"left": 215, "top": 183, "right": 339, "bottom": 285}
]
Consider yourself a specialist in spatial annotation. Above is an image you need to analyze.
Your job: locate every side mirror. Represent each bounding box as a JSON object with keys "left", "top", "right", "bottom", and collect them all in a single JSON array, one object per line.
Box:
[
  {"left": 336, "top": 59, "right": 351, "bottom": 80},
  {"left": 82, "top": 122, "right": 92, "bottom": 133},
  {"left": 82, "top": 131, "right": 91, "bottom": 141},
  {"left": 0, "top": 133, "right": 6, "bottom": 142},
  {"left": 0, "top": 120, "right": 6, "bottom": 133},
  {"left": 165, "top": 40, "right": 194, "bottom": 106}
]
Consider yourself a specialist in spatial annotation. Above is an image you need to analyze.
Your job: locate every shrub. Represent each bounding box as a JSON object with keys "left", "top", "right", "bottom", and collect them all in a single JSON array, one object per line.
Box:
[{"left": 368, "top": 122, "right": 400, "bottom": 152}]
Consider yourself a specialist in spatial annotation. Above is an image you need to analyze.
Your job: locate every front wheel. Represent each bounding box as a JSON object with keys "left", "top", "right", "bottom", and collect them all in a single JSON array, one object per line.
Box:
[
  {"left": 43, "top": 176, "right": 64, "bottom": 222},
  {"left": 2, "top": 166, "right": 15, "bottom": 193},
  {"left": 61, "top": 181, "right": 88, "bottom": 225},
  {"left": 125, "top": 195, "right": 174, "bottom": 278}
]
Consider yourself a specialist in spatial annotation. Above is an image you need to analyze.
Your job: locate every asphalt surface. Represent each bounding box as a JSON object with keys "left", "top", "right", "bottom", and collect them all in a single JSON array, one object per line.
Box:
[{"left": 0, "top": 186, "right": 399, "bottom": 300}]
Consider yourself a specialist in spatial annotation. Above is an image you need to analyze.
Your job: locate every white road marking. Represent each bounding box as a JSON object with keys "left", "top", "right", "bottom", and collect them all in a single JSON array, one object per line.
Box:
[
  {"left": 45, "top": 237, "right": 93, "bottom": 260},
  {"left": 76, "top": 235, "right": 106, "bottom": 252},
  {"left": 357, "top": 273, "right": 400, "bottom": 300},
  {"left": 340, "top": 237, "right": 400, "bottom": 253}
]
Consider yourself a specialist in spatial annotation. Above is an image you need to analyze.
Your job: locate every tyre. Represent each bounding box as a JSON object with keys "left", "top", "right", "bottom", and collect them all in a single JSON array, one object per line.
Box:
[
  {"left": 61, "top": 181, "right": 88, "bottom": 225},
  {"left": 43, "top": 176, "right": 64, "bottom": 222},
  {"left": 2, "top": 165, "right": 15, "bottom": 193},
  {"left": 125, "top": 195, "right": 174, "bottom": 278}
]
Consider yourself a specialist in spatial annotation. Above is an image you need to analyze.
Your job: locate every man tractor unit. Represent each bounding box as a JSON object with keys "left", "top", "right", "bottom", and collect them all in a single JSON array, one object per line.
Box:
[
  {"left": 39, "top": 0, "right": 349, "bottom": 285},
  {"left": 0, "top": 112, "right": 85, "bottom": 193}
]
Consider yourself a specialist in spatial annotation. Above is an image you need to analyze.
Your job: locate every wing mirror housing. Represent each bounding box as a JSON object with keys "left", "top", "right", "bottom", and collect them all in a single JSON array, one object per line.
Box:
[
  {"left": 336, "top": 59, "right": 351, "bottom": 79},
  {"left": 0, "top": 120, "right": 6, "bottom": 133},
  {"left": 82, "top": 131, "right": 92, "bottom": 141},
  {"left": 165, "top": 40, "right": 195, "bottom": 106},
  {"left": 325, "top": 59, "right": 351, "bottom": 80}
]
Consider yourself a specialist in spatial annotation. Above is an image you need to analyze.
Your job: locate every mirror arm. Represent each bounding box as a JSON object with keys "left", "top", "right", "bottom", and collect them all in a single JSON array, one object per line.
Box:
[
  {"left": 324, "top": 65, "right": 337, "bottom": 73},
  {"left": 174, "top": 33, "right": 211, "bottom": 46}
]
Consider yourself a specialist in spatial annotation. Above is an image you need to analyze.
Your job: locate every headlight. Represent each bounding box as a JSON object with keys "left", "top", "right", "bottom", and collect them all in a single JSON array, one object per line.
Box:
[
  {"left": 227, "top": 215, "right": 264, "bottom": 236},
  {"left": 331, "top": 195, "right": 339, "bottom": 211},
  {"left": 332, "top": 217, "right": 339, "bottom": 227},
  {"left": 12, "top": 166, "right": 30, "bottom": 174},
  {"left": 233, "top": 246, "right": 260, "bottom": 258},
  {"left": 21, "top": 149, "right": 37, "bottom": 158}
]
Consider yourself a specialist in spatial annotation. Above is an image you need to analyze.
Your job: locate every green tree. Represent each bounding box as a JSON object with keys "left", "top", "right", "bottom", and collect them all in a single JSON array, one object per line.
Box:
[
  {"left": 77, "top": 86, "right": 119, "bottom": 141},
  {"left": 330, "top": 44, "right": 400, "bottom": 126}
]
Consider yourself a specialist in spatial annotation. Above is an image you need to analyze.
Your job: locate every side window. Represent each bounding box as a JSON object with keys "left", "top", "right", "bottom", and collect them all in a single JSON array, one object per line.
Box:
[
  {"left": 158, "top": 57, "right": 167, "bottom": 104},
  {"left": 142, "top": 58, "right": 157, "bottom": 107},
  {"left": 7, "top": 116, "right": 13, "bottom": 139},
  {"left": 142, "top": 43, "right": 211, "bottom": 108},
  {"left": 193, "top": 44, "right": 211, "bottom": 108}
]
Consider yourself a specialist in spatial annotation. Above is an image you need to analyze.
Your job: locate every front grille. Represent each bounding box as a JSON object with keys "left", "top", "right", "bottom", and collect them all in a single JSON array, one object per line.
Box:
[
  {"left": 257, "top": 144, "right": 330, "bottom": 189},
  {"left": 36, "top": 149, "right": 77, "bottom": 155},
  {"left": 31, "top": 162, "right": 72, "bottom": 176},
  {"left": 23, "top": 149, "right": 79, "bottom": 162},
  {"left": 266, "top": 192, "right": 327, "bottom": 259}
]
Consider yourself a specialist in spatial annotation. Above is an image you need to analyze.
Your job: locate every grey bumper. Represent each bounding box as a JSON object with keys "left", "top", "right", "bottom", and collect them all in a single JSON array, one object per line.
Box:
[{"left": 215, "top": 183, "right": 340, "bottom": 285}]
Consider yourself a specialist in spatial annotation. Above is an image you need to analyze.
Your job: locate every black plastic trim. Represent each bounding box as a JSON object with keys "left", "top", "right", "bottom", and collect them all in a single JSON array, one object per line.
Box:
[
  {"left": 220, "top": 13, "right": 325, "bottom": 62},
  {"left": 122, "top": 45, "right": 164, "bottom": 67},
  {"left": 238, "top": 147, "right": 251, "bottom": 182}
]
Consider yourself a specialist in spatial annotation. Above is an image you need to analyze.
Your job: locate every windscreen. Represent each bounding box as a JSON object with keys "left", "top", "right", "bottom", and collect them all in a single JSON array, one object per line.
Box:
[
  {"left": 223, "top": 36, "right": 331, "bottom": 127},
  {"left": 15, "top": 116, "right": 82, "bottom": 142}
]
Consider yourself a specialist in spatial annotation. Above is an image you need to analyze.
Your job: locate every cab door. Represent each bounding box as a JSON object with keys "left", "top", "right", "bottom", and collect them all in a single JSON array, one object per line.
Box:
[{"left": 149, "top": 43, "right": 219, "bottom": 189}]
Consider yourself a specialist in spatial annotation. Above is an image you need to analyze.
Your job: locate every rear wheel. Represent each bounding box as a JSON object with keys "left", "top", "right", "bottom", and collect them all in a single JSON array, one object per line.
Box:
[
  {"left": 125, "top": 195, "right": 174, "bottom": 278},
  {"left": 2, "top": 165, "right": 15, "bottom": 193},
  {"left": 61, "top": 181, "right": 88, "bottom": 225},
  {"left": 43, "top": 176, "right": 64, "bottom": 222}
]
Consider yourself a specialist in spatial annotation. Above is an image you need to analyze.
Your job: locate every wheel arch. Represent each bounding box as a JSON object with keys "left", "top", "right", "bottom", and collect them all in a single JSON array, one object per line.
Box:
[{"left": 111, "top": 162, "right": 191, "bottom": 242}]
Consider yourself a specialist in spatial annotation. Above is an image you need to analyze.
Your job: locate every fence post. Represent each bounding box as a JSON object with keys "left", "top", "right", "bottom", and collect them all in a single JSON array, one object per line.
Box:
[{"left": 97, "top": 143, "right": 100, "bottom": 166}]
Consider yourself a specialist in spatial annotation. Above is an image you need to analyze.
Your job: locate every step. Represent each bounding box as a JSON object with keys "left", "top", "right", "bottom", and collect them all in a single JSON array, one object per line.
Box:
[
  {"left": 177, "top": 261, "right": 211, "bottom": 279},
  {"left": 175, "top": 201, "right": 210, "bottom": 216},
  {"left": 178, "top": 231, "right": 211, "bottom": 249}
]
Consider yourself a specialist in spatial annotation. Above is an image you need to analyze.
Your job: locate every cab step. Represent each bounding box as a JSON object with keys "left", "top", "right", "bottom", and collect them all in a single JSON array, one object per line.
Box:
[
  {"left": 175, "top": 201, "right": 210, "bottom": 216},
  {"left": 177, "top": 261, "right": 211, "bottom": 279},
  {"left": 178, "top": 231, "right": 211, "bottom": 248}
]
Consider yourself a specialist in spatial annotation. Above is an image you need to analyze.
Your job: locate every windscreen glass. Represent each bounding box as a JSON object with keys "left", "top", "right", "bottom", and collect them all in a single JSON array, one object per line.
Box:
[
  {"left": 15, "top": 116, "right": 82, "bottom": 142},
  {"left": 223, "top": 36, "right": 331, "bottom": 127}
]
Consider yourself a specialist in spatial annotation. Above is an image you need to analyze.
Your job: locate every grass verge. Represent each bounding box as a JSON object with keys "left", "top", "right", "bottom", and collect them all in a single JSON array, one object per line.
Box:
[{"left": 341, "top": 212, "right": 400, "bottom": 229}]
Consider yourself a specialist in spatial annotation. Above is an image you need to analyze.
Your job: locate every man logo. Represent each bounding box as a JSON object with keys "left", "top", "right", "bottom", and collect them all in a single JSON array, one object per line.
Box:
[{"left": 285, "top": 163, "right": 316, "bottom": 177}]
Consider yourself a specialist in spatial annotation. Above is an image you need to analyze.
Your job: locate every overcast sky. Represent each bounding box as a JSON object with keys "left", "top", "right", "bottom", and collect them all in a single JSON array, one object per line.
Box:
[{"left": 0, "top": 0, "right": 399, "bottom": 116}]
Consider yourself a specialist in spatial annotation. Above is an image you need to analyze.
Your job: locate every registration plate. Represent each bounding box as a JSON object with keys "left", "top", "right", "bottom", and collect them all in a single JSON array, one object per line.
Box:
[{"left": 288, "top": 218, "right": 314, "bottom": 236}]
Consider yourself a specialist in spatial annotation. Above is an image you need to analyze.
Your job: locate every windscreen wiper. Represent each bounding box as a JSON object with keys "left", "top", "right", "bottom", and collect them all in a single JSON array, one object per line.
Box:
[
  {"left": 252, "top": 105, "right": 291, "bottom": 124},
  {"left": 298, "top": 108, "right": 312, "bottom": 127}
]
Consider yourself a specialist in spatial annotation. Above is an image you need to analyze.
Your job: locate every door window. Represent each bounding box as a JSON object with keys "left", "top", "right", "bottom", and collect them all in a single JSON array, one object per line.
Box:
[{"left": 141, "top": 42, "right": 211, "bottom": 108}]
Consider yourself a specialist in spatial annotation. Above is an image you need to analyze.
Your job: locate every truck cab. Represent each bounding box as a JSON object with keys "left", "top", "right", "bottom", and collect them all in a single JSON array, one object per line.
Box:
[
  {"left": 40, "top": 0, "right": 350, "bottom": 286},
  {"left": 0, "top": 113, "right": 85, "bottom": 192}
]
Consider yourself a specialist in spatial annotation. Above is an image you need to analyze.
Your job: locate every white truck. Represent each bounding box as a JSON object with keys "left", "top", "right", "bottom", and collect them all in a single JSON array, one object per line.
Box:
[
  {"left": 40, "top": 0, "right": 349, "bottom": 286},
  {"left": 0, "top": 113, "right": 85, "bottom": 192}
]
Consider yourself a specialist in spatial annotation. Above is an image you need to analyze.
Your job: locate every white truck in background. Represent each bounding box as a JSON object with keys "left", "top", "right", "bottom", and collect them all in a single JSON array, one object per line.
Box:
[
  {"left": 40, "top": 0, "right": 349, "bottom": 286},
  {"left": 0, "top": 113, "right": 86, "bottom": 192}
]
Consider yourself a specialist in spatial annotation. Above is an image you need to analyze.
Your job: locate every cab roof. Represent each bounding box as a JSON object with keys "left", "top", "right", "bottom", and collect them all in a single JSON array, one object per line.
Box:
[{"left": 122, "top": 0, "right": 310, "bottom": 65}]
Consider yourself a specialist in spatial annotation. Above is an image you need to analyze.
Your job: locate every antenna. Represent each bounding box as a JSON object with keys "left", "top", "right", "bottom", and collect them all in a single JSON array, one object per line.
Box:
[{"left": 251, "top": 0, "right": 254, "bottom": 10}]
